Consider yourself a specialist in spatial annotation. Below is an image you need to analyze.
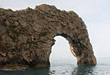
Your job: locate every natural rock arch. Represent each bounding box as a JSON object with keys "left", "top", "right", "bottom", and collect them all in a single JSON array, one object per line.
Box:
[{"left": 0, "top": 4, "right": 96, "bottom": 69}]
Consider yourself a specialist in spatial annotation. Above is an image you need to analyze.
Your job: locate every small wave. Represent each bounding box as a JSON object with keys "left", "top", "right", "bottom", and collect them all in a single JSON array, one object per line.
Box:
[{"left": 0, "top": 68, "right": 26, "bottom": 71}]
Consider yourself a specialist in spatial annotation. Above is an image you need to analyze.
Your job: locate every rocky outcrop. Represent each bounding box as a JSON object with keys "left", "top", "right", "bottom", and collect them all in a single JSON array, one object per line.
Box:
[{"left": 0, "top": 4, "right": 96, "bottom": 69}]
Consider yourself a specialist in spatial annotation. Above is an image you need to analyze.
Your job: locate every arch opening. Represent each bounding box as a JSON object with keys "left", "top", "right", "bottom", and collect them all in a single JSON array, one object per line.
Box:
[{"left": 49, "top": 36, "right": 77, "bottom": 66}]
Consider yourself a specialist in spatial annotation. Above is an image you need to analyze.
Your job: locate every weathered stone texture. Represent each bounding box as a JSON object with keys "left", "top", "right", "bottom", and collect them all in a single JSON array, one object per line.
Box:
[{"left": 0, "top": 4, "right": 96, "bottom": 69}]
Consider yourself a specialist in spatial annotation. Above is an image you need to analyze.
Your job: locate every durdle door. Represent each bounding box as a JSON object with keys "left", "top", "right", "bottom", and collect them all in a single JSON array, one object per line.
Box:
[{"left": 0, "top": 4, "right": 96, "bottom": 69}]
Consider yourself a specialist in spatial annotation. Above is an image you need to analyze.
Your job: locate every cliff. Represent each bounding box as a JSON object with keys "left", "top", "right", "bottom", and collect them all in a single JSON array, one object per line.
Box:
[{"left": 0, "top": 4, "right": 96, "bottom": 69}]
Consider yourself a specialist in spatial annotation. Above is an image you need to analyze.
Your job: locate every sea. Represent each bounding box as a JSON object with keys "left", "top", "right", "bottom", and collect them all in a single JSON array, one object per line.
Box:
[{"left": 0, "top": 58, "right": 110, "bottom": 75}]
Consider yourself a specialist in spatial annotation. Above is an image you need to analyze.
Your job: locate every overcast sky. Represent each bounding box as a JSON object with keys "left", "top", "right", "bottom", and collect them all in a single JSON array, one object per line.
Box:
[{"left": 0, "top": 0, "right": 110, "bottom": 59}]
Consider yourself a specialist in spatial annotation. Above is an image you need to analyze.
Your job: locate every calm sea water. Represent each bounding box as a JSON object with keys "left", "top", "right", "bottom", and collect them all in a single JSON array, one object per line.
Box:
[{"left": 0, "top": 58, "right": 110, "bottom": 75}]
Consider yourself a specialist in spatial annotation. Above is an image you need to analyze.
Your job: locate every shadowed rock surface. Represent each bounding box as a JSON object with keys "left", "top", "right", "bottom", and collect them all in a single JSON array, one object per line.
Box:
[{"left": 0, "top": 4, "right": 96, "bottom": 69}]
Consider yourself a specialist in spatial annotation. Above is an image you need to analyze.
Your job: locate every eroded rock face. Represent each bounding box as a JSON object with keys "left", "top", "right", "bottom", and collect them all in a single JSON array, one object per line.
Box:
[{"left": 0, "top": 4, "right": 96, "bottom": 69}]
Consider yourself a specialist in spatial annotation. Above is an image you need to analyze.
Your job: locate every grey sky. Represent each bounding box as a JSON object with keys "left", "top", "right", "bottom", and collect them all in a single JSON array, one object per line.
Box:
[{"left": 0, "top": 0, "right": 110, "bottom": 59}]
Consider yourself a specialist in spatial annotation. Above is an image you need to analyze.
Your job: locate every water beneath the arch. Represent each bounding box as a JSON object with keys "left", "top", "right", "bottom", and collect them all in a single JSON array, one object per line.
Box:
[{"left": 0, "top": 58, "right": 110, "bottom": 75}]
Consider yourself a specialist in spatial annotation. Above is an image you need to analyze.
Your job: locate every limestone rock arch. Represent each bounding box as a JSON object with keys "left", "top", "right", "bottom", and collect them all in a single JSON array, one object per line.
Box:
[{"left": 0, "top": 4, "right": 96, "bottom": 69}]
